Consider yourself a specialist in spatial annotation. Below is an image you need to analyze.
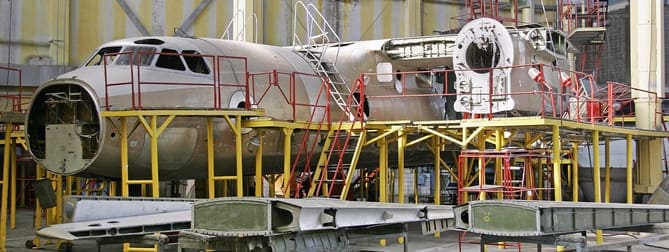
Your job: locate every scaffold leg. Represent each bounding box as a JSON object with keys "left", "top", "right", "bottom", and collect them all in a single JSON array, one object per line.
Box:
[
  {"left": 0, "top": 122, "right": 12, "bottom": 252},
  {"left": 432, "top": 135, "right": 441, "bottom": 239},
  {"left": 255, "top": 130, "right": 264, "bottom": 197}
]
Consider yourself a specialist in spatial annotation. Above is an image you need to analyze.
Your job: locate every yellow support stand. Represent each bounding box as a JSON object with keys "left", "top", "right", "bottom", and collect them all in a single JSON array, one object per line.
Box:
[
  {"left": 432, "top": 135, "right": 441, "bottom": 238},
  {"left": 572, "top": 143, "right": 579, "bottom": 202},
  {"left": 0, "top": 122, "right": 12, "bottom": 252},
  {"left": 255, "top": 130, "right": 264, "bottom": 197},
  {"left": 206, "top": 115, "right": 246, "bottom": 198},
  {"left": 378, "top": 137, "right": 388, "bottom": 202},
  {"left": 282, "top": 128, "right": 293, "bottom": 198},
  {"left": 592, "top": 130, "right": 604, "bottom": 244},
  {"left": 397, "top": 129, "right": 406, "bottom": 203}
]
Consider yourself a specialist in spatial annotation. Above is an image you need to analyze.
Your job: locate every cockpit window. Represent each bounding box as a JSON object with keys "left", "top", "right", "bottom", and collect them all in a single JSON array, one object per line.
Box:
[
  {"left": 115, "top": 46, "right": 156, "bottom": 66},
  {"left": 156, "top": 48, "right": 186, "bottom": 71},
  {"left": 182, "top": 50, "right": 210, "bottom": 74},
  {"left": 84, "top": 46, "right": 122, "bottom": 66}
]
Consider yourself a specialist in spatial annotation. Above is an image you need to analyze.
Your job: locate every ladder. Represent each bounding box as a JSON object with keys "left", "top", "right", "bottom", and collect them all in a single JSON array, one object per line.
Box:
[
  {"left": 308, "top": 79, "right": 367, "bottom": 200},
  {"left": 502, "top": 161, "right": 527, "bottom": 199},
  {"left": 293, "top": 1, "right": 359, "bottom": 121}
]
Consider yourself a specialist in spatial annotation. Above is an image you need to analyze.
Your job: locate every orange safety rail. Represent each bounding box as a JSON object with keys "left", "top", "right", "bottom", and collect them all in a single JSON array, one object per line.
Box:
[
  {"left": 103, "top": 51, "right": 247, "bottom": 110},
  {"left": 248, "top": 70, "right": 331, "bottom": 123},
  {"left": 559, "top": 0, "right": 607, "bottom": 34},
  {"left": 313, "top": 77, "right": 367, "bottom": 198},
  {"left": 604, "top": 81, "right": 662, "bottom": 127},
  {"left": 451, "top": 0, "right": 519, "bottom": 26},
  {"left": 0, "top": 66, "right": 24, "bottom": 112},
  {"left": 248, "top": 70, "right": 291, "bottom": 116},
  {"left": 274, "top": 73, "right": 332, "bottom": 198},
  {"left": 289, "top": 73, "right": 331, "bottom": 184}
]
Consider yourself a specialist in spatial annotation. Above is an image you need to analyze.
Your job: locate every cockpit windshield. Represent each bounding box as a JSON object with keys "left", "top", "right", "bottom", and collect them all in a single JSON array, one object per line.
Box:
[
  {"left": 115, "top": 46, "right": 157, "bottom": 66},
  {"left": 84, "top": 46, "right": 122, "bottom": 66}
]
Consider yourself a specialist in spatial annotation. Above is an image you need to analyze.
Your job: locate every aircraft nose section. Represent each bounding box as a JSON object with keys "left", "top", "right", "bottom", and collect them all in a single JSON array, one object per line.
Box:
[{"left": 25, "top": 80, "right": 102, "bottom": 175}]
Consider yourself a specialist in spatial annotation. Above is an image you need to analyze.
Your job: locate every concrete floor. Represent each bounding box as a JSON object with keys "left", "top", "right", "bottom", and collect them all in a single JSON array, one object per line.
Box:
[{"left": 7, "top": 207, "right": 669, "bottom": 252}]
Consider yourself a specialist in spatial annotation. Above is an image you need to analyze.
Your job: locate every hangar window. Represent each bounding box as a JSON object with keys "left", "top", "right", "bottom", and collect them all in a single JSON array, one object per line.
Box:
[
  {"left": 84, "top": 46, "right": 122, "bottom": 66},
  {"left": 182, "top": 50, "right": 210, "bottom": 74},
  {"left": 115, "top": 46, "right": 156, "bottom": 66},
  {"left": 156, "top": 48, "right": 186, "bottom": 71}
]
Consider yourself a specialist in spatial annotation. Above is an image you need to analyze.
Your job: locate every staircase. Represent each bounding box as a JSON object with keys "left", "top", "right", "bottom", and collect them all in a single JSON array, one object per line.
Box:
[
  {"left": 292, "top": 1, "right": 359, "bottom": 121},
  {"left": 308, "top": 79, "right": 367, "bottom": 200}
]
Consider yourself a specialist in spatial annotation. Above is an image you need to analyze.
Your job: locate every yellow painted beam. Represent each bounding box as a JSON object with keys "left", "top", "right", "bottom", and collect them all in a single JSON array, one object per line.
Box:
[
  {"left": 397, "top": 129, "right": 406, "bottom": 203},
  {"left": 604, "top": 137, "right": 610, "bottom": 203},
  {"left": 552, "top": 125, "right": 562, "bottom": 202},
  {"left": 282, "top": 128, "right": 293, "bottom": 198},
  {"left": 572, "top": 142, "right": 579, "bottom": 202},
  {"left": 592, "top": 130, "right": 603, "bottom": 244},
  {"left": 627, "top": 134, "right": 634, "bottom": 204},
  {"left": 255, "top": 130, "right": 264, "bottom": 197},
  {"left": 120, "top": 119, "right": 130, "bottom": 196},
  {"left": 0, "top": 123, "right": 11, "bottom": 251},
  {"left": 234, "top": 115, "right": 243, "bottom": 197},
  {"left": 149, "top": 116, "right": 160, "bottom": 197},
  {"left": 207, "top": 118, "right": 215, "bottom": 199},
  {"left": 432, "top": 135, "right": 441, "bottom": 239},
  {"left": 379, "top": 138, "right": 388, "bottom": 203},
  {"left": 9, "top": 140, "right": 16, "bottom": 230}
]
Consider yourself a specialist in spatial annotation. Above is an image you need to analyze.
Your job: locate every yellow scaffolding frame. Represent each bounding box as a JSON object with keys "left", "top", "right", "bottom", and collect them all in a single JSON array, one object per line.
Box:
[{"left": 102, "top": 109, "right": 264, "bottom": 199}]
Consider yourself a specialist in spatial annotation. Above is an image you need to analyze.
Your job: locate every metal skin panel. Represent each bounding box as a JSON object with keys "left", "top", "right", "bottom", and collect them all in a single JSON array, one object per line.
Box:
[
  {"left": 37, "top": 210, "right": 191, "bottom": 241},
  {"left": 469, "top": 205, "right": 538, "bottom": 236},
  {"left": 193, "top": 200, "right": 270, "bottom": 235},
  {"left": 65, "top": 196, "right": 193, "bottom": 223},
  {"left": 44, "top": 124, "right": 86, "bottom": 174},
  {"left": 459, "top": 200, "right": 669, "bottom": 237}
]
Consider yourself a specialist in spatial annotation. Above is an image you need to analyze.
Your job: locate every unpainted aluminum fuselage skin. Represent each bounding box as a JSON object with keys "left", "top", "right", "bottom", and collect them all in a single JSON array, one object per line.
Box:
[
  {"left": 26, "top": 18, "right": 574, "bottom": 179},
  {"left": 26, "top": 36, "right": 444, "bottom": 179}
]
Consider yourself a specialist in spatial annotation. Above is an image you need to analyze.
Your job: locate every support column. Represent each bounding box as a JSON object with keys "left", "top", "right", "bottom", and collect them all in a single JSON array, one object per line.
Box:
[
  {"left": 9, "top": 139, "right": 16, "bottom": 230},
  {"left": 631, "top": 0, "right": 664, "bottom": 193},
  {"left": 432, "top": 135, "right": 441, "bottom": 238},
  {"left": 495, "top": 129, "right": 503, "bottom": 199},
  {"left": 379, "top": 138, "right": 388, "bottom": 203},
  {"left": 605, "top": 137, "right": 611, "bottom": 203},
  {"left": 149, "top": 116, "right": 160, "bottom": 197},
  {"left": 592, "top": 130, "right": 603, "bottom": 244},
  {"left": 282, "top": 128, "right": 293, "bottom": 198},
  {"left": 234, "top": 116, "right": 243, "bottom": 197},
  {"left": 255, "top": 130, "right": 264, "bottom": 197},
  {"left": 397, "top": 129, "right": 406, "bottom": 203},
  {"left": 120, "top": 117, "right": 129, "bottom": 197},
  {"left": 552, "top": 125, "right": 562, "bottom": 201},
  {"left": 572, "top": 143, "right": 579, "bottom": 202},
  {"left": 626, "top": 134, "right": 634, "bottom": 203},
  {"left": 207, "top": 118, "right": 215, "bottom": 199},
  {"left": 0, "top": 123, "right": 12, "bottom": 251}
]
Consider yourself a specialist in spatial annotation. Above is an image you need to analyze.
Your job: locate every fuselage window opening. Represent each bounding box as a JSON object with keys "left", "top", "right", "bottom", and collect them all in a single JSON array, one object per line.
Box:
[
  {"left": 156, "top": 48, "right": 186, "bottom": 71},
  {"left": 182, "top": 50, "right": 211, "bottom": 75},
  {"left": 546, "top": 31, "right": 567, "bottom": 57},
  {"left": 84, "top": 46, "right": 122, "bottom": 66},
  {"left": 115, "top": 46, "right": 156, "bottom": 66}
]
